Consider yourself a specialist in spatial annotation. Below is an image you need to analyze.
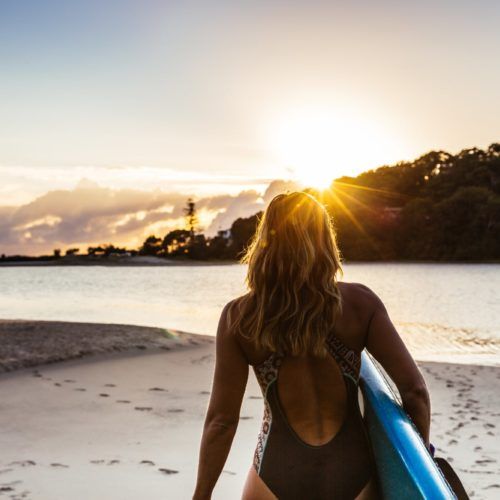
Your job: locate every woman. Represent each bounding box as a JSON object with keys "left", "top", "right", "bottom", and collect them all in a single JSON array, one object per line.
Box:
[{"left": 193, "top": 191, "right": 431, "bottom": 500}]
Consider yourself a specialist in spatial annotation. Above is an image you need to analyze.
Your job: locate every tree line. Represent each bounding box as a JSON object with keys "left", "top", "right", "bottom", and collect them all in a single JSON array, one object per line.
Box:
[
  {"left": 135, "top": 143, "right": 499, "bottom": 262},
  {"left": 320, "top": 143, "right": 499, "bottom": 261},
  {"left": 2, "top": 143, "right": 498, "bottom": 263}
]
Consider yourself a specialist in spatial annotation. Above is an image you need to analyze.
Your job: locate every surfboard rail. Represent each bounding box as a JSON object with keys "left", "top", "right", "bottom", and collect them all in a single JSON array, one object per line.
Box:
[{"left": 360, "top": 351, "right": 456, "bottom": 499}]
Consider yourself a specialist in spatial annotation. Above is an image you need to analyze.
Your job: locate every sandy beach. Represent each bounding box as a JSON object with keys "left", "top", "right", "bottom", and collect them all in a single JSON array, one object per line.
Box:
[{"left": 0, "top": 321, "right": 499, "bottom": 499}]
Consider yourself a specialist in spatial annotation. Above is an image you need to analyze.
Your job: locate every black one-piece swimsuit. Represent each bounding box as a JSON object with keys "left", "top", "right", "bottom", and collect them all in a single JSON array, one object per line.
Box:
[{"left": 252, "top": 333, "right": 377, "bottom": 499}]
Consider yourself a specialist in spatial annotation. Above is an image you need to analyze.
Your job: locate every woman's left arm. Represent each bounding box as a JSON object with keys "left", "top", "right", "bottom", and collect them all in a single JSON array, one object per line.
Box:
[{"left": 193, "top": 301, "right": 249, "bottom": 500}]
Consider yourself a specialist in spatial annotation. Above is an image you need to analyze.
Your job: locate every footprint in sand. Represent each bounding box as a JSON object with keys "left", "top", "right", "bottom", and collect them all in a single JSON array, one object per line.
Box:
[
  {"left": 240, "top": 416, "right": 253, "bottom": 420},
  {"left": 0, "top": 469, "right": 14, "bottom": 475},
  {"left": 32, "top": 371, "right": 42, "bottom": 378},
  {"left": 75, "top": 388, "right": 86, "bottom": 392},
  {"left": 99, "top": 393, "right": 110, "bottom": 398},
  {"left": 167, "top": 408, "right": 184, "bottom": 413},
  {"left": 104, "top": 383, "right": 116, "bottom": 388},
  {"left": 149, "top": 387, "right": 168, "bottom": 392},
  {"left": 54, "top": 383, "right": 62, "bottom": 387},
  {"left": 116, "top": 400, "right": 131, "bottom": 404},
  {"left": 90, "top": 460, "right": 106, "bottom": 465},
  {"left": 448, "top": 439, "right": 458, "bottom": 445},
  {"left": 474, "top": 446, "right": 482, "bottom": 451},
  {"left": 64, "top": 379, "right": 76, "bottom": 383},
  {"left": 0, "top": 486, "right": 14, "bottom": 492},
  {"left": 2, "top": 480, "right": 23, "bottom": 488},
  {"left": 191, "top": 355, "right": 213, "bottom": 365},
  {"left": 158, "top": 468, "right": 179, "bottom": 475},
  {"left": 140, "top": 460, "right": 155, "bottom": 466},
  {"left": 50, "top": 463, "right": 69, "bottom": 468},
  {"left": 199, "top": 391, "right": 210, "bottom": 395},
  {"left": 476, "top": 459, "right": 495, "bottom": 465},
  {"left": 222, "top": 470, "right": 236, "bottom": 475},
  {"left": 107, "top": 460, "right": 120, "bottom": 465},
  {"left": 135, "top": 406, "right": 153, "bottom": 411},
  {"left": 248, "top": 395, "right": 262, "bottom": 399},
  {"left": 8, "top": 461, "right": 36, "bottom": 467}
]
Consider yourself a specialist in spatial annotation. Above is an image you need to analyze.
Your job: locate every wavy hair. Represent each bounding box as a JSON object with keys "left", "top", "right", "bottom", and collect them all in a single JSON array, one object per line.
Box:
[{"left": 229, "top": 191, "right": 344, "bottom": 358}]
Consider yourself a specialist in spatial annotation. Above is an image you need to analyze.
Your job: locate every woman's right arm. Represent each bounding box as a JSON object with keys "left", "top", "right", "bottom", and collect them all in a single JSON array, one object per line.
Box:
[{"left": 364, "top": 287, "right": 431, "bottom": 448}]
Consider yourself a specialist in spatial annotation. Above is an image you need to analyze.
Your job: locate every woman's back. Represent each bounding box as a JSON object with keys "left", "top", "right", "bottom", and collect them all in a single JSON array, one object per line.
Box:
[
  {"left": 236, "top": 281, "right": 373, "bottom": 445},
  {"left": 235, "top": 282, "right": 380, "bottom": 499}
]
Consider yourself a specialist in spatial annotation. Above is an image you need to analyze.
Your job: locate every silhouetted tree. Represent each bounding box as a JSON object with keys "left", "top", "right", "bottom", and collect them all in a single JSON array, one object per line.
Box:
[
  {"left": 184, "top": 198, "right": 199, "bottom": 239},
  {"left": 140, "top": 235, "right": 162, "bottom": 256},
  {"left": 206, "top": 230, "right": 231, "bottom": 259},
  {"left": 162, "top": 229, "right": 190, "bottom": 256},
  {"left": 227, "top": 212, "right": 263, "bottom": 259}
]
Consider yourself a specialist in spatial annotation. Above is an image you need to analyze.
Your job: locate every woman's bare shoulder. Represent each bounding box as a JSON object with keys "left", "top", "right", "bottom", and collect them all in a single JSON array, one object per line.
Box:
[
  {"left": 337, "top": 281, "right": 386, "bottom": 319},
  {"left": 223, "top": 292, "right": 252, "bottom": 321},
  {"left": 338, "top": 281, "right": 380, "bottom": 303}
]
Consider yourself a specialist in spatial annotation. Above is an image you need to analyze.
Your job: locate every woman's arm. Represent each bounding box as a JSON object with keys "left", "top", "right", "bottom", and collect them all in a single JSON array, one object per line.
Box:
[
  {"left": 193, "top": 301, "right": 249, "bottom": 500},
  {"left": 364, "top": 287, "right": 431, "bottom": 448}
]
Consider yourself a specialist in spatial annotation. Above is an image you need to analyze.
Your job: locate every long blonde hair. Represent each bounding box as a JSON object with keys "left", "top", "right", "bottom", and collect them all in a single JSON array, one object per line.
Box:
[{"left": 229, "top": 191, "right": 344, "bottom": 358}]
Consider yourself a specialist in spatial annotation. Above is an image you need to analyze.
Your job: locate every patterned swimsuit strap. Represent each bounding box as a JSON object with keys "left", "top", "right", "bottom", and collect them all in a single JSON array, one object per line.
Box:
[
  {"left": 254, "top": 333, "right": 361, "bottom": 395},
  {"left": 325, "top": 333, "right": 361, "bottom": 382}
]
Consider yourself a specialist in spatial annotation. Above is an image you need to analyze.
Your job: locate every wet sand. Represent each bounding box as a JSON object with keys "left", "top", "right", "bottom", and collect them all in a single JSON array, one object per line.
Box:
[{"left": 0, "top": 321, "right": 499, "bottom": 499}]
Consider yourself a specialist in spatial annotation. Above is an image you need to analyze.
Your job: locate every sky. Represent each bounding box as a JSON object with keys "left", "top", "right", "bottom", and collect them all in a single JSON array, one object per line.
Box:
[{"left": 1, "top": 0, "right": 499, "bottom": 255}]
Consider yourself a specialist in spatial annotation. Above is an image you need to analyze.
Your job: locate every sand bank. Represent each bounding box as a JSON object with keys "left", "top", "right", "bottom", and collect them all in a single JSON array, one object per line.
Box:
[
  {"left": 0, "top": 320, "right": 210, "bottom": 373},
  {"left": 0, "top": 321, "right": 499, "bottom": 499}
]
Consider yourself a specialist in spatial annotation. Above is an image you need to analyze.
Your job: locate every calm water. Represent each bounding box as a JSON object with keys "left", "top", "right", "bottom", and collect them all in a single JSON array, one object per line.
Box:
[{"left": 1, "top": 263, "right": 499, "bottom": 365}]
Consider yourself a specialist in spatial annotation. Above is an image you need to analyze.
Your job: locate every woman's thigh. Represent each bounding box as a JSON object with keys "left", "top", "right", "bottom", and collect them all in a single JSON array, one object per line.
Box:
[
  {"left": 241, "top": 465, "right": 277, "bottom": 500},
  {"left": 241, "top": 464, "right": 379, "bottom": 500}
]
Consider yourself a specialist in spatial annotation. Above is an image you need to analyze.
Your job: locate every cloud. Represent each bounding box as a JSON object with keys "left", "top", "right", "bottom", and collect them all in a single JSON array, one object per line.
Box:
[
  {"left": 262, "top": 179, "right": 304, "bottom": 204},
  {"left": 0, "top": 178, "right": 301, "bottom": 255}
]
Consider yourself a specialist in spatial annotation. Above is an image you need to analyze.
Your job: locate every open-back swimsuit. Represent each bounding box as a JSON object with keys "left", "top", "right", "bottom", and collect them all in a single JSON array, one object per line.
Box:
[{"left": 252, "top": 332, "right": 377, "bottom": 499}]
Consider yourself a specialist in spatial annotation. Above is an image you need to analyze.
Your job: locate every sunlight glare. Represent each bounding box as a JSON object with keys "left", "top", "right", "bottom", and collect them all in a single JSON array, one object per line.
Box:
[{"left": 269, "top": 108, "right": 401, "bottom": 188}]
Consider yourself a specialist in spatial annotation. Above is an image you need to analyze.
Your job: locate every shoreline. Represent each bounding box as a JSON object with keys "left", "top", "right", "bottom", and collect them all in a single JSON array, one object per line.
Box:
[
  {"left": 0, "top": 319, "right": 214, "bottom": 373},
  {"left": 1, "top": 258, "right": 499, "bottom": 267},
  {"left": 1, "top": 319, "right": 498, "bottom": 373},
  {"left": 0, "top": 256, "right": 237, "bottom": 267}
]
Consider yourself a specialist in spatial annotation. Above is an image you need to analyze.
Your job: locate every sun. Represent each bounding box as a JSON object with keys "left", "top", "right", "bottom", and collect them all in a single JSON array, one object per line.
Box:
[{"left": 268, "top": 107, "right": 401, "bottom": 189}]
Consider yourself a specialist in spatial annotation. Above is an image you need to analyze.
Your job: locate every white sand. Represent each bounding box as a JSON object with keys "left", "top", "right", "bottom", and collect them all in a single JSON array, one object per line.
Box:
[{"left": 0, "top": 326, "right": 499, "bottom": 499}]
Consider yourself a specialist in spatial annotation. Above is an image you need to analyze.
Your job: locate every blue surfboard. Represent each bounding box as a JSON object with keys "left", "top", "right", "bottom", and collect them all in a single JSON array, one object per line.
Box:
[{"left": 360, "top": 351, "right": 456, "bottom": 499}]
